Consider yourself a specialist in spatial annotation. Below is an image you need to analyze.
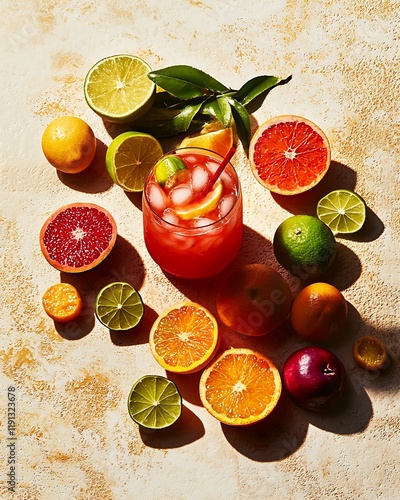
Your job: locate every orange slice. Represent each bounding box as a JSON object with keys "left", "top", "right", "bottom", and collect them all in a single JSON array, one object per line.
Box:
[
  {"left": 249, "top": 115, "right": 331, "bottom": 195},
  {"left": 352, "top": 336, "right": 390, "bottom": 371},
  {"left": 174, "top": 179, "right": 223, "bottom": 220},
  {"left": 199, "top": 348, "right": 282, "bottom": 426},
  {"left": 149, "top": 302, "right": 220, "bottom": 374},
  {"left": 42, "top": 283, "right": 83, "bottom": 322},
  {"left": 180, "top": 122, "right": 234, "bottom": 158}
]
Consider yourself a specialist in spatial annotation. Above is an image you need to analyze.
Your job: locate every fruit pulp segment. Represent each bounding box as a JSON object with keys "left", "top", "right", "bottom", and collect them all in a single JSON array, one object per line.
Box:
[
  {"left": 254, "top": 121, "right": 328, "bottom": 190},
  {"left": 152, "top": 305, "right": 215, "bottom": 368},
  {"left": 43, "top": 207, "right": 114, "bottom": 267},
  {"left": 143, "top": 151, "right": 243, "bottom": 278},
  {"left": 205, "top": 353, "right": 277, "bottom": 418}
]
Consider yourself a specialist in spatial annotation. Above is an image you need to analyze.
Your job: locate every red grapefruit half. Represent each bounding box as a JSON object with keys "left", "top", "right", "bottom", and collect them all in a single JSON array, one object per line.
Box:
[
  {"left": 39, "top": 203, "right": 117, "bottom": 273},
  {"left": 249, "top": 115, "right": 331, "bottom": 195}
]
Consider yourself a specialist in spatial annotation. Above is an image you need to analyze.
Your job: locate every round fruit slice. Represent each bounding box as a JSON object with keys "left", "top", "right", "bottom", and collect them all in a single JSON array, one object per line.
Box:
[
  {"left": 352, "top": 336, "right": 390, "bottom": 371},
  {"left": 317, "top": 189, "right": 366, "bottom": 234},
  {"left": 249, "top": 115, "right": 331, "bottom": 195},
  {"left": 42, "top": 283, "right": 82, "bottom": 322},
  {"left": 39, "top": 203, "right": 117, "bottom": 273},
  {"left": 174, "top": 179, "right": 223, "bottom": 220},
  {"left": 199, "top": 348, "right": 282, "bottom": 426},
  {"left": 155, "top": 155, "right": 187, "bottom": 186},
  {"left": 180, "top": 122, "right": 234, "bottom": 158},
  {"left": 149, "top": 302, "right": 220, "bottom": 374},
  {"left": 128, "top": 375, "right": 182, "bottom": 429},
  {"left": 84, "top": 54, "right": 155, "bottom": 123},
  {"left": 106, "top": 131, "right": 163, "bottom": 192},
  {"left": 95, "top": 282, "right": 144, "bottom": 331}
]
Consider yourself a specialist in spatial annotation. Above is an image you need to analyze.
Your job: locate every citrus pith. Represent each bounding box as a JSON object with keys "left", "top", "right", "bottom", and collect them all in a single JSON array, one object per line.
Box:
[
  {"left": 199, "top": 348, "right": 282, "bottom": 426},
  {"left": 249, "top": 115, "right": 331, "bottom": 195}
]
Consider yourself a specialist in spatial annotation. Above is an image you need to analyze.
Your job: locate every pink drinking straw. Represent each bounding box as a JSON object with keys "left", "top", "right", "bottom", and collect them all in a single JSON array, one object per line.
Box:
[{"left": 197, "top": 146, "right": 236, "bottom": 199}]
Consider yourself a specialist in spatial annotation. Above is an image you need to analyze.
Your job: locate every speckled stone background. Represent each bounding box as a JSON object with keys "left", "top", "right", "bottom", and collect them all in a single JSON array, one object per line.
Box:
[{"left": 1, "top": 1, "right": 399, "bottom": 499}]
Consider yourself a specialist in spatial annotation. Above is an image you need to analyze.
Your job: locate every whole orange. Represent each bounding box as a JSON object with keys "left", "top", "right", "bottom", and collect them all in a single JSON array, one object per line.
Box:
[
  {"left": 216, "top": 264, "right": 293, "bottom": 336},
  {"left": 41, "top": 116, "right": 96, "bottom": 173},
  {"left": 290, "top": 282, "right": 348, "bottom": 343}
]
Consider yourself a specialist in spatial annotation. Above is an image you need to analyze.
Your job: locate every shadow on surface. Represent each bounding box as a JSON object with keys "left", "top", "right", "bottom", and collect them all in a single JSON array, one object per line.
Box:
[
  {"left": 271, "top": 161, "right": 357, "bottom": 215},
  {"left": 139, "top": 404, "right": 205, "bottom": 449},
  {"left": 57, "top": 139, "right": 114, "bottom": 194}
]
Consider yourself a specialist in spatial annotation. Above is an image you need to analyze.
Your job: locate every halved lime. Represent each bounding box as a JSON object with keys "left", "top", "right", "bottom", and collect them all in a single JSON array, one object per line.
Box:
[
  {"left": 84, "top": 54, "right": 155, "bottom": 123},
  {"left": 317, "top": 189, "right": 366, "bottom": 234},
  {"left": 106, "top": 131, "right": 163, "bottom": 192},
  {"left": 155, "top": 155, "right": 187, "bottom": 186},
  {"left": 127, "top": 375, "right": 182, "bottom": 429},
  {"left": 95, "top": 282, "right": 144, "bottom": 330}
]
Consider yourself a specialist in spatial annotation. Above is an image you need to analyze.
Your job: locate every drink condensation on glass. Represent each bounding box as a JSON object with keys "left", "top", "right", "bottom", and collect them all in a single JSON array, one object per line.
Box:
[{"left": 142, "top": 147, "right": 243, "bottom": 279}]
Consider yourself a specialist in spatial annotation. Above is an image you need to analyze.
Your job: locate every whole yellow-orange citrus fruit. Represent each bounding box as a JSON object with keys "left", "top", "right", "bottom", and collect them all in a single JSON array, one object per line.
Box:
[
  {"left": 41, "top": 116, "right": 96, "bottom": 173},
  {"left": 290, "top": 282, "right": 348, "bottom": 343}
]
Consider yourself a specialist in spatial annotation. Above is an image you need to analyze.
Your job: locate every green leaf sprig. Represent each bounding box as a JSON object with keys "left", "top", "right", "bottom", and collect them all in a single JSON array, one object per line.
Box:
[{"left": 134, "top": 65, "right": 291, "bottom": 152}]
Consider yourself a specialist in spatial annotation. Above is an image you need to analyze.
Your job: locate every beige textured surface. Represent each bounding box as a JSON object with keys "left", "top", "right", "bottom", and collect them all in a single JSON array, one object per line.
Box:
[{"left": 1, "top": 1, "right": 399, "bottom": 499}]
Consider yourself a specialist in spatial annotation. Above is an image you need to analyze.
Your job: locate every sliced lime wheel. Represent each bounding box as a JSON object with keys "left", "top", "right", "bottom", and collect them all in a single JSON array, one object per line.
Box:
[
  {"left": 155, "top": 155, "right": 187, "bottom": 186},
  {"left": 127, "top": 375, "right": 182, "bottom": 429},
  {"left": 317, "top": 189, "right": 366, "bottom": 234},
  {"left": 95, "top": 282, "right": 144, "bottom": 330},
  {"left": 106, "top": 131, "right": 163, "bottom": 192},
  {"left": 84, "top": 54, "right": 155, "bottom": 123}
]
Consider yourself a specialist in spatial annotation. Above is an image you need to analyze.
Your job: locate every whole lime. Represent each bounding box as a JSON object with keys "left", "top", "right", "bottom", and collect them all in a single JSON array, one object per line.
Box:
[{"left": 273, "top": 215, "right": 337, "bottom": 279}]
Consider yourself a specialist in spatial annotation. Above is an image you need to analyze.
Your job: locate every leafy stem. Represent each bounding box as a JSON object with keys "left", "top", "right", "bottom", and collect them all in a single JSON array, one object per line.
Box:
[{"left": 135, "top": 65, "right": 292, "bottom": 152}]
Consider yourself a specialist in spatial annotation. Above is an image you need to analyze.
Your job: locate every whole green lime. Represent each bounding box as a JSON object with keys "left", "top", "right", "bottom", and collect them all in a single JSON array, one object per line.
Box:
[{"left": 273, "top": 215, "right": 337, "bottom": 279}]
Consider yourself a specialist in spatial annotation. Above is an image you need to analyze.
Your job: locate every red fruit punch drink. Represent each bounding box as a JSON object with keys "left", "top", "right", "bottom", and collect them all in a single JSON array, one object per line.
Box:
[{"left": 143, "top": 147, "right": 243, "bottom": 278}]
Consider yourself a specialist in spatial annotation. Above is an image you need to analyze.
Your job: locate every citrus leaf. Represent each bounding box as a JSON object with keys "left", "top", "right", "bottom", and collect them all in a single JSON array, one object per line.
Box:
[
  {"left": 227, "top": 97, "right": 251, "bottom": 151},
  {"left": 201, "top": 96, "right": 232, "bottom": 128},
  {"left": 148, "top": 65, "right": 229, "bottom": 99},
  {"left": 236, "top": 75, "right": 292, "bottom": 107}
]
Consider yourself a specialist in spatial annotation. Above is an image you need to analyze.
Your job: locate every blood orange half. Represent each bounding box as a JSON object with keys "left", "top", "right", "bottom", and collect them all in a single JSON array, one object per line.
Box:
[
  {"left": 39, "top": 203, "right": 117, "bottom": 273},
  {"left": 249, "top": 115, "right": 331, "bottom": 195}
]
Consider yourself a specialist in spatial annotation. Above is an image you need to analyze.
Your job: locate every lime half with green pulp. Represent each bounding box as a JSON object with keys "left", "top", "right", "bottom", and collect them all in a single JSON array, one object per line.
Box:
[
  {"left": 84, "top": 54, "right": 155, "bottom": 123},
  {"left": 127, "top": 375, "right": 182, "bottom": 429},
  {"left": 106, "top": 131, "right": 163, "bottom": 192},
  {"left": 154, "top": 155, "right": 187, "bottom": 186},
  {"left": 317, "top": 189, "right": 366, "bottom": 234},
  {"left": 95, "top": 282, "right": 144, "bottom": 330}
]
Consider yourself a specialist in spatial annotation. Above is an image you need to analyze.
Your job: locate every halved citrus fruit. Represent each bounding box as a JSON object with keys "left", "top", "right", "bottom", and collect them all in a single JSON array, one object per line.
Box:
[
  {"left": 149, "top": 302, "right": 220, "bottom": 374},
  {"left": 199, "top": 348, "right": 282, "bottom": 426},
  {"left": 42, "top": 283, "right": 83, "bottom": 322},
  {"left": 249, "top": 115, "right": 331, "bottom": 195},
  {"left": 127, "top": 375, "right": 182, "bottom": 429},
  {"left": 39, "top": 203, "right": 117, "bottom": 273},
  {"left": 106, "top": 131, "right": 163, "bottom": 192},
  {"left": 84, "top": 54, "right": 155, "bottom": 123},
  {"left": 95, "top": 282, "right": 144, "bottom": 331},
  {"left": 352, "top": 336, "right": 390, "bottom": 371},
  {"left": 180, "top": 122, "right": 234, "bottom": 158},
  {"left": 317, "top": 189, "right": 366, "bottom": 234}
]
